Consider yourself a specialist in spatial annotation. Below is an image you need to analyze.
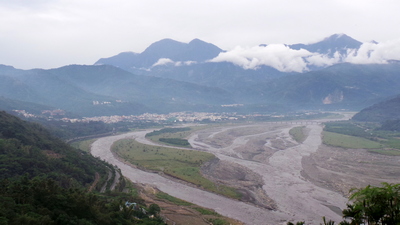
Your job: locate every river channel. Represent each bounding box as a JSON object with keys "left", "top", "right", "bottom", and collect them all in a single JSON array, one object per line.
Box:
[{"left": 91, "top": 122, "right": 348, "bottom": 224}]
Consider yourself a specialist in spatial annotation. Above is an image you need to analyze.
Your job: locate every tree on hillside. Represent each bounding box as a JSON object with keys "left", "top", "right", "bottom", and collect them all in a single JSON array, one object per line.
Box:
[
  {"left": 343, "top": 183, "right": 400, "bottom": 225},
  {"left": 288, "top": 183, "right": 400, "bottom": 225}
]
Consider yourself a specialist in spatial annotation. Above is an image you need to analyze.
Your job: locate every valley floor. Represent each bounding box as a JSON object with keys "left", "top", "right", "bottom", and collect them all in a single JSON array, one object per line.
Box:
[{"left": 90, "top": 118, "right": 399, "bottom": 224}]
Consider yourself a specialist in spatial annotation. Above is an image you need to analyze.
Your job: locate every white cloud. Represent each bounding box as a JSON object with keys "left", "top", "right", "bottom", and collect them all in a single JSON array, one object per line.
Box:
[
  {"left": 345, "top": 39, "right": 400, "bottom": 64},
  {"left": 174, "top": 61, "right": 196, "bottom": 66},
  {"left": 209, "top": 39, "right": 400, "bottom": 72},
  {"left": 305, "top": 51, "right": 342, "bottom": 67},
  {"left": 152, "top": 58, "right": 174, "bottom": 67},
  {"left": 210, "top": 44, "right": 315, "bottom": 72},
  {"left": 2, "top": 0, "right": 400, "bottom": 69}
]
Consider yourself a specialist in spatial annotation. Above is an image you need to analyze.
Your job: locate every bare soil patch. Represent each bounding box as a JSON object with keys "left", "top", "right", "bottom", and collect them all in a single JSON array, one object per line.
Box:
[
  {"left": 137, "top": 183, "right": 244, "bottom": 225},
  {"left": 201, "top": 158, "right": 277, "bottom": 209},
  {"left": 302, "top": 144, "right": 400, "bottom": 196}
]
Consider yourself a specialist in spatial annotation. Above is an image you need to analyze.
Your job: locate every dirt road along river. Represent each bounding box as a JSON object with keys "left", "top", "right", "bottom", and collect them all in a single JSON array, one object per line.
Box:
[{"left": 91, "top": 123, "right": 348, "bottom": 224}]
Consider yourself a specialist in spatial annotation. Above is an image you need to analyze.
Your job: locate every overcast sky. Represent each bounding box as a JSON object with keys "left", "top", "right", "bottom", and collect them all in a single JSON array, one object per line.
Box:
[{"left": 1, "top": 0, "right": 400, "bottom": 69}]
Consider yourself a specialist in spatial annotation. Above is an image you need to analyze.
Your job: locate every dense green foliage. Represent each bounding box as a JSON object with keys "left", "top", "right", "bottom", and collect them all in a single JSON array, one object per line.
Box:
[
  {"left": 158, "top": 138, "right": 191, "bottom": 147},
  {"left": 289, "top": 126, "right": 307, "bottom": 143},
  {"left": 0, "top": 111, "right": 108, "bottom": 184},
  {"left": 343, "top": 183, "right": 400, "bottom": 225},
  {"left": 0, "top": 111, "right": 165, "bottom": 224},
  {"left": 288, "top": 183, "right": 400, "bottom": 225},
  {"left": 145, "top": 127, "right": 191, "bottom": 137},
  {"left": 380, "top": 119, "right": 400, "bottom": 132},
  {"left": 0, "top": 176, "right": 165, "bottom": 225}
]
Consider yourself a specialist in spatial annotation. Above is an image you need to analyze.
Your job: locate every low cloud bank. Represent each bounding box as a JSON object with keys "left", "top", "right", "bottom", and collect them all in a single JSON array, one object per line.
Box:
[
  {"left": 209, "top": 44, "right": 340, "bottom": 72},
  {"left": 152, "top": 58, "right": 197, "bottom": 67},
  {"left": 345, "top": 39, "right": 400, "bottom": 64},
  {"left": 208, "top": 39, "right": 400, "bottom": 72}
]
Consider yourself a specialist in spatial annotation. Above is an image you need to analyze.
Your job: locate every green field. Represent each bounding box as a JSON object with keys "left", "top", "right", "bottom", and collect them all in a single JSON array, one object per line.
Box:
[
  {"left": 323, "top": 121, "right": 400, "bottom": 155},
  {"left": 289, "top": 126, "right": 307, "bottom": 143},
  {"left": 112, "top": 139, "right": 241, "bottom": 199},
  {"left": 322, "top": 131, "right": 384, "bottom": 149}
]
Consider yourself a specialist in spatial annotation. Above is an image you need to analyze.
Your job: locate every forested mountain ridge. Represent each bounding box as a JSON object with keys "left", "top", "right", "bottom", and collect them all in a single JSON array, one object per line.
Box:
[
  {"left": 352, "top": 95, "right": 400, "bottom": 131},
  {"left": 0, "top": 111, "right": 165, "bottom": 224},
  {"left": 352, "top": 95, "right": 400, "bottom": 122},
  {"left": 95, "top": 38, "right": 223, "bottom": 71}
]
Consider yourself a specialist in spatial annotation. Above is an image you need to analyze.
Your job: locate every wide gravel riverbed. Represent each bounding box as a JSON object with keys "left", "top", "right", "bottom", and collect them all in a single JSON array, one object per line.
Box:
[{"left": 91, "top": 123, "right": 348, "bottom": 224}]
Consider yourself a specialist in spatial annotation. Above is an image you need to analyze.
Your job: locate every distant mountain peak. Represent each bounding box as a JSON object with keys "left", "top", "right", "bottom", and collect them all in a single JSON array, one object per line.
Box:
[
  {"left": 325, "top": 33, "right": 347, "bottom": 40},
  {"left": 290, "top": 33, "right": 362, "bottom": 56},
  {"left": 320, "top": 33, "right": 360, "bottom": 45},
  {"left": 96, "top": 38, "right": 223, "bottom": 70}
]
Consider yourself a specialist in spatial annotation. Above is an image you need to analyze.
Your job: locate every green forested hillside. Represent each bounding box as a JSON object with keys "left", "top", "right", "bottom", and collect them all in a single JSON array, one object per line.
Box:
[
  {"left": 352, "top": 95, "right": 400, "bottom": 122},
  {"left": 0, "top": 111, "right": 165, "bottom": 224}
]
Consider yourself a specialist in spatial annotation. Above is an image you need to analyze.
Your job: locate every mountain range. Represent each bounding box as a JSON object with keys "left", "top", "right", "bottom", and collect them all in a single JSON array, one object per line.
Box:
[{"left": 1, "top": 34, "right": 400, "bottom": 117}]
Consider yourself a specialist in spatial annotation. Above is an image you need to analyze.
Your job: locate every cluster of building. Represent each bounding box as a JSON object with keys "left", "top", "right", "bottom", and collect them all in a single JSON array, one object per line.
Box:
[
  {"left": 13, "top": 109, "right": 245, "bottom": 124},
  {"left": 69, "top": 111, "right": 243, "bottom": 124}
]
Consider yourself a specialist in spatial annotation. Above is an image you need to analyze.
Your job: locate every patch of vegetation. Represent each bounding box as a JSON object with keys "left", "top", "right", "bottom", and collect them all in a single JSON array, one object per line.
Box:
[
  {"left": 146, "top": 127, "right": 191, "bottom": 137},
  {"left": 70, "top": 138, "right": 97, "bottom": 152},
  {"left": 323, "top": 121, "right": 400, "bottom": 153},
  {"left": 352, "top": 95, "right": 400, "bottom": 123},
  {"left": 207, "top": 218, "right": 229, "bottom": 225},
  {"left": 367, "top": 149, "right": 400, "bottom": 156},
  {"left": 158, "top": 137, "right": 191, "bottom": 147},
  {"left": 322, "top": 131, "right": 383, "bottom": 149},
  {"left": 290, "top": 183, "right": 400, "bottom": 225},
  {"left": 113, "top": 139, "right": 242, "bottom": 199},
  {"left": 289, "top": 126, "right": 307, "bottom": 143},
  {"left": 324, "top": 121, "right": 373, "bottom": 139},
  {"left": 155, "top": 192, "right": 192, "bottom": 206},
  {"left": 193, "top": 207, "right": 220, "bottom": 216},
  {"left": 386, "top": 138, "right": 400, "bottom": 149},
  {"left": 380, "top": 119, "right": 400, "bottom": 131}
]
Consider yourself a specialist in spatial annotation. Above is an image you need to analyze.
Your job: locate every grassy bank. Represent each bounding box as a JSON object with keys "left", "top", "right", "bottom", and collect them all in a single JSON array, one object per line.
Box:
[
  {"left": 322, "top": 131, "right": 383, "bottom": 149},
  {"left": 70, "top": 138, "right": 97, "bottom": 152},
  {"left": 289, "top": 126, "right": 307, "bottom": 143},
  {"left": 112, "top": 139, "right": 241, "bottom": 199}
]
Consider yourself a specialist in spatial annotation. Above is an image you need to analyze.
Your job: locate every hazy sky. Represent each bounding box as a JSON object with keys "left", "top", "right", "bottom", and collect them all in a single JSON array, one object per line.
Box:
[{"left": 1, "top": 0, "right": 400, "bottom": 69}]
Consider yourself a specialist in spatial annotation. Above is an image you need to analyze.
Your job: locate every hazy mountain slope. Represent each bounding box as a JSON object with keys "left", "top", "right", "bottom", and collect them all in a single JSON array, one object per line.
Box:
[
  {"left": 49, "top": 64, "right": 235, "bottom": 109},
  {"left": 0, "top": 64, "right": 235, "bottom": 116},
  {"left": 352, "top": 95, "right": 400, "bottom": 122},
  {"left": 250, "top": 63, "right": 400, "bottom": 109},
  {"left": 0, "top": 65, "right": 154, "bottom": 116},
  {"left": 0, "top": 68, "right": 140, "bottom": 116},
  {"left": 148, "top": 61, "right": 289, "bottom": 89},
  {"left": 0, "top": 96, "right": 53, "bottom": 114}
]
